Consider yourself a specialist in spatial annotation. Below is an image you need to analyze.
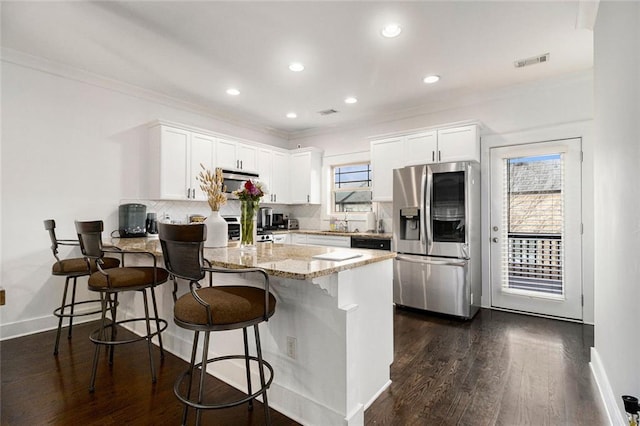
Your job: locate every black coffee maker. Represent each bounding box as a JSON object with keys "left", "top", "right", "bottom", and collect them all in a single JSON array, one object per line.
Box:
[
  {"left": 118, "top": 203, "right": 147, "bottom": 237},
  {"left": 146, "top": 212, "right": 158, "bottom": 235}
]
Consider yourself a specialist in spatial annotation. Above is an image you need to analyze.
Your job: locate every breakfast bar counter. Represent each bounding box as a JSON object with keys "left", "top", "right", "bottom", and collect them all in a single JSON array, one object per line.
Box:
[{"left": 112, "top": 238, "right": 395, "bottom": 426}]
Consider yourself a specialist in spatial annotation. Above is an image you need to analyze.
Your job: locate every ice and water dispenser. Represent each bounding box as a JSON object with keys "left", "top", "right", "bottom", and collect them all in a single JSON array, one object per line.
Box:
[{"left": 399, "top": 207, "right": 421, "bottom": 241}]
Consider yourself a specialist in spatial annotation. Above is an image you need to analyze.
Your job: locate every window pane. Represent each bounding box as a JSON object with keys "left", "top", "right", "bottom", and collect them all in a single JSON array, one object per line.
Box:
[{"left": 332, "top": 162, "right": 372, "bottom": 213}]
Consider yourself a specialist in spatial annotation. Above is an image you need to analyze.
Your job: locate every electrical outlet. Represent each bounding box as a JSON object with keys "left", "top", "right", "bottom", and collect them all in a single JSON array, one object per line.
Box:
[{"left": 286, "top": 336, "right": 297, "bottom": 359}]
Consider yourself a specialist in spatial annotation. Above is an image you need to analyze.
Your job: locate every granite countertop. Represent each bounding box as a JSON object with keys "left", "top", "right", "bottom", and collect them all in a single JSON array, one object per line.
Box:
[
  {"left": 111, "top": 238, "right": 395, "bottom": 280},
  {"left": 272, "top": 229, "right": 392, "bottom": 239}
]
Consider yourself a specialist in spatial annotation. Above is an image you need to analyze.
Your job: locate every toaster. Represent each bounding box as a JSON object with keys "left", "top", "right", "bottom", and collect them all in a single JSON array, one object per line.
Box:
[{"left": 285, "top": 218, "right": 299, "bottom": 230}]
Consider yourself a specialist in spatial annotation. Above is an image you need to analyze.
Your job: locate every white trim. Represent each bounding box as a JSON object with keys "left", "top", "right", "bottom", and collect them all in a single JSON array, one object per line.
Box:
[{"left": 590, "top": 347, "right": 626, "bottom": 426}]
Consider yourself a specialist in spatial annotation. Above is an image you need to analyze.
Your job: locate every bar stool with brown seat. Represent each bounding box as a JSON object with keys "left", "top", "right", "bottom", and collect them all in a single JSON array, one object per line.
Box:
[
  {"left": 75, "top": 220, "right": 169, "bottom": 392},
  {"left": 44, "top": 219, "right": 121, "bottom": 355},
  {"left": 158, "top": 222, "right": 276, "bottom": 426}
]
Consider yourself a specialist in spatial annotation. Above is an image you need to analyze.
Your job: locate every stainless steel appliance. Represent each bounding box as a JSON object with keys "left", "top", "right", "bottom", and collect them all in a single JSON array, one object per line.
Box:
[
  {"left": 221, "top": 169, "right": 259, "bottom": 198},
  {"left": 272, "top": 213, "right": 285, "bottom": 229},
  {"left": 258, "top": 207, "right": 273, "bottom": 230},
  {"left": 351, "top": 236, "right": 391, "bottom": 251},
  {"left": 393, "top": 161, "right": 481, "bottom": 319},
  {"left": 118, "top": 203, "right": 147, "bottom": 237},
  {"left": 285, "top": 218, "right": 299, "bottom": 230},
  {"left": 223, "top": 216, "right": 241, "bottom": 241}
]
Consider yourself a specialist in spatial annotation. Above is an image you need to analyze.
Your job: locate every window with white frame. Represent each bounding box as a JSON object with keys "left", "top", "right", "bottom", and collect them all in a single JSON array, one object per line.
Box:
[{"left": 332, "top": 163, "right": 372, "bottom": 212}]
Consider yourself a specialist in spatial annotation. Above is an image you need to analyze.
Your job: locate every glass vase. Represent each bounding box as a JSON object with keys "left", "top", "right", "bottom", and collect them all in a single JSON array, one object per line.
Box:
[{"left": 240, "top": 199, "right": 259, "bottom": 250}]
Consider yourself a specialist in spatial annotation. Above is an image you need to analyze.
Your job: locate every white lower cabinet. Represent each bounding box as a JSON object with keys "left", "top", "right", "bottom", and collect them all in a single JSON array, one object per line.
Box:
[
  {"left": 291, "top": 233, "right": 351, "bottom": 248},
  {"left": 273, "top": 234, "right": 290, "bottom": 244},
  {"left": 306, "top": 235, "right": 351, "bottom": 248},
  {"left": 291, "top": 233, "right": 308, "bottom": 245}
]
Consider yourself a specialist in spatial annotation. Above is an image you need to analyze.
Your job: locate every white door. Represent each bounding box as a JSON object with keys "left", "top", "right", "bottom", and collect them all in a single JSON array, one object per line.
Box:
[{"left": 490, "top": 138, "right": 582, "bottom": 320}]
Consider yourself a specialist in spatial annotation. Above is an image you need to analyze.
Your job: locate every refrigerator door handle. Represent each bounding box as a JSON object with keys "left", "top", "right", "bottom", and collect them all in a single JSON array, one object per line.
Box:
[
  {"left": 420, "top": 169, "right": 428, "bottom": 248},
  {"left": 396, "top": 254, "right": 467, "bottom": 268}
]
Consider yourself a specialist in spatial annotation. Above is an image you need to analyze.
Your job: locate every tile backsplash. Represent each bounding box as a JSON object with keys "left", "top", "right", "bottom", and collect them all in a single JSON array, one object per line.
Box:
[{"left": 119, "top": 199, "right": 392, "bottom": 232}]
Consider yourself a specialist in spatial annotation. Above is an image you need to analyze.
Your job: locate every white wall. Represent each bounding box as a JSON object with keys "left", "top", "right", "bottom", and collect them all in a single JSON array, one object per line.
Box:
[
  {"left": 592, "top": 2, "right": 640, "bottom": 424},
  {"left": 0, "top": 57, "right": 287, "bottom": 339}
]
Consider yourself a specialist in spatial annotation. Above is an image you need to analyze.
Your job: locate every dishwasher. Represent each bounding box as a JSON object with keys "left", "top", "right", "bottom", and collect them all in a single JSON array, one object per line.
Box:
[{"left": 350, "top": 236, "right": 391, "bottom": 251}]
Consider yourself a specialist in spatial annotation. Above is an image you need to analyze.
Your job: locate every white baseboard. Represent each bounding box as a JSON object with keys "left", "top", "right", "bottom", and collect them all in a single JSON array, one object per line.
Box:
[
  {"left": 0, "top": 310, "right": 101, "bottom": 341},
  {"left": 590, "top": 347, "right": 626, "bottom": 426}
]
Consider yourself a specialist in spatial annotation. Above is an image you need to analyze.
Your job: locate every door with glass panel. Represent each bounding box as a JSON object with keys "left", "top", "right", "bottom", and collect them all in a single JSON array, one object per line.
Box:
[{"left": 490, "top": 139, "right": 582, "bottom": 320}]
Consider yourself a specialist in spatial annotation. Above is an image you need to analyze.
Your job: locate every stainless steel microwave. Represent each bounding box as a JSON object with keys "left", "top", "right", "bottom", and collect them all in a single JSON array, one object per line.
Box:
[{"left": 221, "top": 169, "right": 259, "bottom": 198}]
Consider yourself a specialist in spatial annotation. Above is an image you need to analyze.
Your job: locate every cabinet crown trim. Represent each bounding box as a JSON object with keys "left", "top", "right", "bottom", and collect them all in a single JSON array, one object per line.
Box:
[{"left": 367, "top": 120, "right": 482, "bottom": 141}]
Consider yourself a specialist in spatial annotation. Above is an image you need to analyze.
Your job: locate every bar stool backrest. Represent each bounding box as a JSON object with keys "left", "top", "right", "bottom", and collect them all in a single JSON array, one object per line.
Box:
[
  {"left": 75, "top": 220, "right": 105, "bottom": 260},
  {"left": 158, "top": 223, "right": 207, "bottom": 282}
]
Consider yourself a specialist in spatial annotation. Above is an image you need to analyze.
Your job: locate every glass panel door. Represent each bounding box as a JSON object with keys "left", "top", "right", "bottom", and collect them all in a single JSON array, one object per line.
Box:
[{"left": 490, "top": 139, "right": 582, "bottom": 320}]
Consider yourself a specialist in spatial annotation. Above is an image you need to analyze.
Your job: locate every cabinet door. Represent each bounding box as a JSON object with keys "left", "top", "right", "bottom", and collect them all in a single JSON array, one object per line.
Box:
[
  {"left": 437, "top": 125, "right": 479, "bottom": 163},
  {"left": 216, "top": 139, "right": 237, "bottom": 170},
  {"left": 190, "top": 133, "right": 215, "bottom": 201},
  {"left": 306, "top": 235, "right": 351, "bottom": 248},
  {"left": 405, "top": 131, "right": 438, "bottom": 165},
  {"left": 237, "top": 143, "right": 258, "bottom": 172},
  {"left": 290, "top": 152, "right": 311, "bottom": 204},
  {"left": 257, "top": 148, "right": 273, "bottom": 197},
  {"left": 159, "top": 126, "right": 190, "bottom": 200},
  {"left": 291, "top": 233, "right": 307, "bottom": 245},
  {"left": 271, "top": 151, "right": 290, "bottom": 204},
  {"left": 371, "top": 137, "right": 404, "bottom": 202},
  {"left": 290, "top": 151, "right": 321, "bottom": 204}
]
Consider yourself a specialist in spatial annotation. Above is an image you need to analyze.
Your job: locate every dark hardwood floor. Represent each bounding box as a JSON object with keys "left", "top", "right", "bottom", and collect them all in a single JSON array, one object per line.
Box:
[{"left": 1, "top": 308, "right": 606, "bottom": 425}]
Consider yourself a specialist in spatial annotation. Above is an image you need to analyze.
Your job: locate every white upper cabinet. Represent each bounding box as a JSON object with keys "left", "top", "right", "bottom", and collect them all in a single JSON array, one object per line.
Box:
[
  {"left": 404, "top": 131, "right": 438, "bottom": 165},
  {"left": 271, "top": 150, "right": 290, "bottom": 204},
  {"left": 370, "top": 123, "right": 480, "bottom": 201},
  {"left": 215, "top": 138, "right": 237, "bottom": 170},
  {"left": 258, "top": 148, "right": 289, "bottom": 204},
  {"left": 371, "top": 137, "right": 405, "bottom": 202},
  {"left": 236, "top": 143, "right": 258, "bottom": 172},
  {"left": 437, "top": 125, "right": 480, "bottom": 163},
  {"left": 290, "top": 149, "right": 322, "bottom": 204},
  {"left": 149, "top": 124, "right": 214, "bottom": 200},
  {"left": 215, "top": 139, "right": 257, "bottom": 172}
]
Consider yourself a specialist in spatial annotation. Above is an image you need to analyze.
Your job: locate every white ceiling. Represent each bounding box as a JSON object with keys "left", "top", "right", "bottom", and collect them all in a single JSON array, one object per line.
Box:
[{"left": 1, "top": 1, "right": 594, "bottom": 138}]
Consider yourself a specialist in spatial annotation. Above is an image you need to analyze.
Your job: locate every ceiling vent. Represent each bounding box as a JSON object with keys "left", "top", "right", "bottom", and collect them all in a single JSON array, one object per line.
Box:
[
  {"left": 317, "top": 108, "right": 339, "bottom": 116},
  {"left": 514, "top": 53, "right": 550, "bottom": 68}
]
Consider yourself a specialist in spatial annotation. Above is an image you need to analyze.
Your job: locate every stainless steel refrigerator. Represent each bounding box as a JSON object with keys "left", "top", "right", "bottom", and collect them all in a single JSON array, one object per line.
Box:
[{"left": 392, "top": 161, "right": 481, "bottom": 319}]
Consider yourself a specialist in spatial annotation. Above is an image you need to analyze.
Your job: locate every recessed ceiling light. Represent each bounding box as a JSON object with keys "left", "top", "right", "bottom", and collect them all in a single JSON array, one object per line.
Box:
[
  {"left": 226, "top": 88, "right": 240, "bottom": 95},
  {"left": 344, "top": 97, "right": 358, "bottom": 104},
  {"left": 286, "top": 112, "right": 297, "bottom": 118},
  {"left": 423, "top": 75, "right": 440, "bottom": 84},
  {"left": 381, "top": 24, "right": 402, "bottom": 38},
  {"left": 289, "top": 62, "right": 305, "bottom": 72}
]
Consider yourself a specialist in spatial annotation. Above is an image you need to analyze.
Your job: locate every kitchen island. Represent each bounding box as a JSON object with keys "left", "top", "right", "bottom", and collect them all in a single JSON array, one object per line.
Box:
[{"left": 113, "top": 239, "right": 395, "bottom": 426}]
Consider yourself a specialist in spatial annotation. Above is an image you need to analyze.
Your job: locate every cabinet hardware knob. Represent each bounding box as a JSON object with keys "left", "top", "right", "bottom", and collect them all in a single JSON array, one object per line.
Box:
[{"left": 492, "top": 237, "right": 499, "bottom": 243}]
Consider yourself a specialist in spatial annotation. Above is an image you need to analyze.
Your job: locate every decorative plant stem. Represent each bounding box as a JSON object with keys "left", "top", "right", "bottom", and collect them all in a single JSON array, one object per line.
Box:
[{"left": 240, "top": 199, "right": 259, "bottom": 249}]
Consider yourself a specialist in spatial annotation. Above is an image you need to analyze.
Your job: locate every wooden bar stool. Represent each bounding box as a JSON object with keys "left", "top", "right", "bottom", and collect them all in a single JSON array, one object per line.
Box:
[
  {"left": 44, "top": 219, "right": 120, "bottom": 355},
  {"left": 75, "top": 220, "right": 169, "bottom": 392},
  {"left": 159, "top": 222, "right": 276, "bottom": 426}
]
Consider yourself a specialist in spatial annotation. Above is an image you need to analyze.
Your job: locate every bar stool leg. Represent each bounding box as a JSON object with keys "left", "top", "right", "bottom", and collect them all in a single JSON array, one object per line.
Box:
[
  {"left": 242, "top": 327, "right": 254, "bottom": 411},
  {"left": 89, "top": 294, "right": 108, "bottom": 392},
  {"left": 142, "top": 289, "right": 156, "bottom": 383},
  {"left": 109, "top": 293, "right": 118, "bottom": 366},
  {"left": 196, "top": 331, "right": 211, "bottom": 426},
  {"left": 182, "top": 331, "right": 200, "bottom": 426},
  {"left": 150, "top": 286, "right": 165, "bottom": 359},
  {"left": 53, "top": 276, "right": 71, "bottom": 355},
  {"left": 67, "top": 277, "right": 78, "bottom": 339},
  {"left": 254, "top": 324, "right": 272, "bottom": 426}
]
